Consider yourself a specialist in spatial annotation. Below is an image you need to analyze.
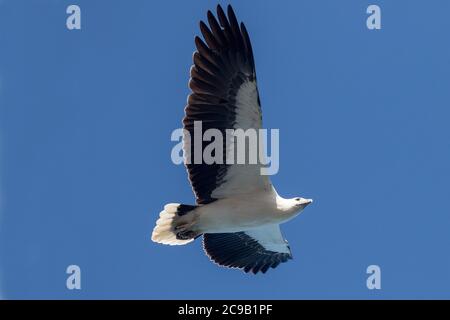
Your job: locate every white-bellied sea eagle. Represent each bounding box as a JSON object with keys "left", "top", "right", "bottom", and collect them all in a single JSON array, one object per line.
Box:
[{"left": 152, "top": 4, "right": 312, "bottom": 274}]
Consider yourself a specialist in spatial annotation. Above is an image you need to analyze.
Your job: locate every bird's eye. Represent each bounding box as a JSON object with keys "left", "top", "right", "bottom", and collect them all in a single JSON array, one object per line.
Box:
[{"left": 295, "top": 197, "right": 300, "bottom": 201}]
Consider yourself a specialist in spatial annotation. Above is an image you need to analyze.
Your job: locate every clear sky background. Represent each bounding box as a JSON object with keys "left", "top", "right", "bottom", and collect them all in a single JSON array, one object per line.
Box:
[{"left": 1, "top": 0, "right": 450, "bottom": 299}]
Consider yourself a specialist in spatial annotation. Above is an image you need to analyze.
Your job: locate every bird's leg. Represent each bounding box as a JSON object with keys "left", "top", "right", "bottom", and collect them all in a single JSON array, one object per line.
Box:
[{"left": 174, "top": 222, "right": 198, "bottom": 240}]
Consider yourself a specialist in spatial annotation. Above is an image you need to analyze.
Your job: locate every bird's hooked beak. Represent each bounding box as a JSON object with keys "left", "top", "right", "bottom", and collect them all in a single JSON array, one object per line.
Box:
[{"left": 299, "top": 198, "right": 313, "bottom": 208}]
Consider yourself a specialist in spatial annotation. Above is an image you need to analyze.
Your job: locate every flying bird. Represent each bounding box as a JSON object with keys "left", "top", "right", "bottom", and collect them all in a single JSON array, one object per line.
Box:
[{"left": 152, "top": 4, "right": 312, "bottom": 274}]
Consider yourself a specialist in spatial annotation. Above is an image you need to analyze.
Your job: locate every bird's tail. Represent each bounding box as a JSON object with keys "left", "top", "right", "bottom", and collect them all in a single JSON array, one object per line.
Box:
[{"left": 151, "top": 203, "right": 200, "bottom": 245}]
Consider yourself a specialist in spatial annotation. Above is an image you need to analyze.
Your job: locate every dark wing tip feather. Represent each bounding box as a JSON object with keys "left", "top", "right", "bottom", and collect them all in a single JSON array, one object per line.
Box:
[
  {"left": 216, "top": 4, "right": 231, "bottom": 30},
  {"left": 226, "top": 5, "right": 240, "bottom": 33},
  {"left": 240, "top": 22, "right": 255, "bottom": 70},
  {"left": 207, "top": 10, "right": 226, "bottom": 47},
  {"left": 217, "top": 4, "right": 226, "bottom": 20},
  {"left": 199, "top": 20, "right": 220, "bottom": 50}
]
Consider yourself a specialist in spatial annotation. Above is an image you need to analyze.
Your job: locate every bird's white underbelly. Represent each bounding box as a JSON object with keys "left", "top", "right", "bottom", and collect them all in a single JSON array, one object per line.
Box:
[{"left": 194, "top": 195, "right": 287, "bottom": 233}]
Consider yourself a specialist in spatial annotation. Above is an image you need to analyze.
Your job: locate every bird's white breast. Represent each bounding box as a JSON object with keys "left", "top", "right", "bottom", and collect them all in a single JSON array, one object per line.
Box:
[{"left": 194, "top": 189, "right": 297, "bottom": 234}]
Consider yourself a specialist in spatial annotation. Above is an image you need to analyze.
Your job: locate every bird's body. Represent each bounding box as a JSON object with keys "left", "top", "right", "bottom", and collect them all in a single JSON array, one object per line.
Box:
[
  {"left": 151, "top": 5, "right": 313, "bottom": 274},
  {"left": 195, "top": 189, "right": 290, "bottom": 233},
  {"left": 174, "top": 187, "right": 308, "bottom": 235}
]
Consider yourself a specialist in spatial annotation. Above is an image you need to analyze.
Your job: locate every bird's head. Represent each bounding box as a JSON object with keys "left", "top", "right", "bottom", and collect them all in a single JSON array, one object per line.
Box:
[{"left": 292, "top": 197, "right": 313, "bottom": 211}]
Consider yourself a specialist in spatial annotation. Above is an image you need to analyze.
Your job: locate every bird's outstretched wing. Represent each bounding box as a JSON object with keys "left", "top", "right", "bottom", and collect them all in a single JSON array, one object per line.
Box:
[
  {"left": 203, "top": 224, "right": 292, "bottom": 274},
  {"left": 183, "top": 5, "right": 270, "bottom": 205}
]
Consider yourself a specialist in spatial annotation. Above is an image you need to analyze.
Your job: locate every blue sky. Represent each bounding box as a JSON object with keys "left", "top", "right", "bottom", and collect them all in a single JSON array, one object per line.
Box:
[{"left": 1, "top": 0, "right": 450, "bottom": 299}]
